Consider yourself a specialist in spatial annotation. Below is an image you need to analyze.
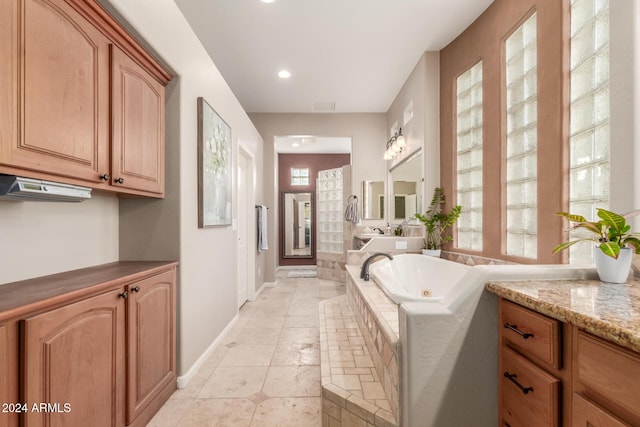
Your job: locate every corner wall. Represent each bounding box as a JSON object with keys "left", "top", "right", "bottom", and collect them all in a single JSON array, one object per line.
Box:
[{"left": 102, "top": 0, "right": 265, "bottom": 376}]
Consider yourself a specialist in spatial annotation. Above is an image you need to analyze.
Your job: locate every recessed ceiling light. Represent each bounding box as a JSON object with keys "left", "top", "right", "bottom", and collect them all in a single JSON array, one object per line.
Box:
[
  {"left": 278, "top": 70, "right": 291, "bottom": 79},
  {"left": 261, "top": 0, "right": 275, "bottom": 3}
]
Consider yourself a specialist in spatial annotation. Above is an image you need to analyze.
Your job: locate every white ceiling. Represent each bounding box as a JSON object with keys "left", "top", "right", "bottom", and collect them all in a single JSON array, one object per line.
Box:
[{"left": 175, "top": 0, "right": 494, "bottom": 114}]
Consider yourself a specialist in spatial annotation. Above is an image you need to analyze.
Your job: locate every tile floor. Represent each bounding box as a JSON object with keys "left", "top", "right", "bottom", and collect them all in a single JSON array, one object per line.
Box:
[{"left": 148, "top": 271, "right": 345, "bottom": 427}]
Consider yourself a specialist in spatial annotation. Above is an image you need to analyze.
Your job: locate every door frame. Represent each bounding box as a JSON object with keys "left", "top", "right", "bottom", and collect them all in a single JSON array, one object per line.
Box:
[{"left": 238, "top": 144, "right": 256, "bottom": 304}]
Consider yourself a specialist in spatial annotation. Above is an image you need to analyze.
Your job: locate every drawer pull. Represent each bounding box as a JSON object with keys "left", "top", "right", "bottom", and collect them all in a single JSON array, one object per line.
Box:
[
  {"left": 503, "top": 322, "right": 534, "bottom": 339},
  {"left": 504, "top": 372, "right": 534, "bottom": 394}
]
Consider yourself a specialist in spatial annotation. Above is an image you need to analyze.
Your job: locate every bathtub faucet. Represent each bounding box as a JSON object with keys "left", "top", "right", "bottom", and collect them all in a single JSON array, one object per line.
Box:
[{"left": 360, "top": 252, "right": 393, "bottom": 281}]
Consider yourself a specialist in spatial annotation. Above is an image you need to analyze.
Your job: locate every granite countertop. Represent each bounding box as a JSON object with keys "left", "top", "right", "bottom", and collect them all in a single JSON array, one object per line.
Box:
[{"left": 486, "top": 278, "right": 640, "bottom": 354}]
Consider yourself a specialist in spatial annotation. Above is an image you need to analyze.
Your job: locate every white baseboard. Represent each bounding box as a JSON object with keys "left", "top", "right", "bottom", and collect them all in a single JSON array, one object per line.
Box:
[
  {"left": 250, "top": 281, "right": 275, "bottom": 301},
  {"left": 176, "top": 313, "right": 239, "bottom": 389}
]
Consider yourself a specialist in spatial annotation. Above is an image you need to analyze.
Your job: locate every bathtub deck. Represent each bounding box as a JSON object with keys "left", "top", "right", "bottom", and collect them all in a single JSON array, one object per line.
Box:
[{"left": 320, "top": 295, "right": 397, "bottom": 427}]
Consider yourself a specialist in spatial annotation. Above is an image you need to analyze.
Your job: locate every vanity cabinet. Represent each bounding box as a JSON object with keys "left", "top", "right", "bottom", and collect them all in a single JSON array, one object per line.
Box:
[
  {"left": 498, "top": 298, "right": 640, "bottom": 427},
  {"left": 499, "top": 299, "right": 569, "bottom": 427},
  {"left": 0, "top": 0, "right": 171, "bottom": 198},
  {"left": 22, "top": 289, "right": 126, "bottom": 427},
  {"left": 572, "top": 331, "right": 640, "bottom": 426},
  {"left": 0, "top": 262, "right": 177, "bottom": 427}
]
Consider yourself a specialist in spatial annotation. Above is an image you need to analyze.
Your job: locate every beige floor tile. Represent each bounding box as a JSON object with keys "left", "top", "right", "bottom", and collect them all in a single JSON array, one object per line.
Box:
[
  {"left": 250, "top": 397, "right": 321, "bottom": 427},
  {"left": 177, "top": 398, "right": 255, "bottom": 427},
  {"left": 243, "top": 315, "right": 286, "bottom": 329},
  {"left": 270, "top": 343, "right": 320, "bottom": 366},
  {"left": 263, "top": 366, "right": 321, "bottom": 397},
  {"left": 233, "top": 328, "right": 281, "bottom": 345},
  {"left": 198, "top": 367, "right": 268, "bottom": 398},
  {"left": 147, "top": 397, "right": 193, "bottom": 426},
  {"left": 219, "top": 344, "right": 275, "bottom": 366},
  {"left": 283, "top": 314, "right": 319, "bottom": 328},
  {"left": 278, "top": 327, "right": 320, "bottom": 344}
]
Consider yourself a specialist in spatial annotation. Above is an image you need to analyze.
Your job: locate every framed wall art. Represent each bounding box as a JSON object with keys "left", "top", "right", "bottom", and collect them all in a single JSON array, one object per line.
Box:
[{"left": 197, "top": 97, "right": 232, "bottom": 227}]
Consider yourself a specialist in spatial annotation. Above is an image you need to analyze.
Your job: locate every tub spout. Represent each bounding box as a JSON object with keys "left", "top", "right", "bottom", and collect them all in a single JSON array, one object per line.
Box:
[{"left": 360, "top": 252, "right": 393, "bottom": 281}]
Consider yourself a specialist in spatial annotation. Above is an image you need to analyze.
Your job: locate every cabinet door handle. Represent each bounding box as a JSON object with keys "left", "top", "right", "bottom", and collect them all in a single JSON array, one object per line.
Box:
[
  {"left": 114, "top": 177, "right": 125, "bottom": 184},
  {"left": 503, "top": 372, "right": 533, "bottom": 394},
  {"left": 503, "top": 322, "right": 534, "bottom": 339},
  {"left": 118, "top": 291, "right": 128, "bottom": 299},
  {"left": 131, "top": 286, "right": 141, "bottom": 293},
  {"left": 99, "top": 174, "right": 110, "bottom": 181}
]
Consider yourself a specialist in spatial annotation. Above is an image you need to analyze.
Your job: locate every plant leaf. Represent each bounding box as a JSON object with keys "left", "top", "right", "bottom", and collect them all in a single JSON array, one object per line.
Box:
[
  {"left": 556, "top": 211, "right": 587, "bottom": 223},
  {"left": 552, "top": 238, "right": 597, "bottom": 254},
  {"left": 622, "top": 236, "right": 640, "bottom": 253},
  {"left": 569, "top": 221, "right": 603, "bottom": 235},
  {"left": 597, "top": 208, "right": 626, "bottom": 233},
  {"left": 599, "top": 241, "right": 621, "bottom": 258}
]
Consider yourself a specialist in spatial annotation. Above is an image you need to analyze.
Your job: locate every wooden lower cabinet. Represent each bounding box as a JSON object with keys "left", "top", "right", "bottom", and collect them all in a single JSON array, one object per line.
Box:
[
  {"left": 499, "top": 299, "right": 640, "bottom": 427},
  {"left": 572, "top": 393, "right": 630, "bottom": 427},
  {"left": 5, "top": 263, "right": 178, "bottom": 427},
  {"left": 126, "top": 270, "right": 176, "bottom": 425},
  {"left": 22, "top": 289, "right": 126, "bottom": 427},
  {"left": 0, "top": 324, "right": 9, "bottom": 427},
  {"left": 501, "top": 346, "right": 560, "bottom": 427}
]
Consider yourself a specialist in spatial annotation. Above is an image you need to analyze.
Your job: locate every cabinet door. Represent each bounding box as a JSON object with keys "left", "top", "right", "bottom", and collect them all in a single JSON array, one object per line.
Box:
[
  {"left": 111, "top": 45, "right": 165, "bottom": 196},
  {"left": 0, "top": 324, "right": 10, "bottom": 427},
  {"left": 22, "top": 289, "right": 126, "bottom": 427},
  {"left": 572, "top": 393, "right": 630, "bottom": 427},
  {"left": 501, "top": 346, "right": 560, "bottom": 427},
  {"left": 126, "top": 270, "right": 176, "bottom": 423},
  {"left": 0, "top": 0, "right": 110, "bottom": 183}
]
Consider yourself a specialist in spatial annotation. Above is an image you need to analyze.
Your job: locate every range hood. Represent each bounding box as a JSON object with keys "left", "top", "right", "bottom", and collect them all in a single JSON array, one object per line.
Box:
[{"left": 0, "top": 175, "right": 91, "bottom": 202}]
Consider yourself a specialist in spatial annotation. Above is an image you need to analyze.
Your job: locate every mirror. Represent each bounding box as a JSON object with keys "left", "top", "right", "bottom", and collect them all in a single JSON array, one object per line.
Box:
[
  {"left": 390, "top": 150, "right": 423, "bottom": 220},
  {"left": 362, "top": 180, "right": 384, "bottom": 219},
  {"left": 283, "top": 192, "right": 313, "bottom": 258}
]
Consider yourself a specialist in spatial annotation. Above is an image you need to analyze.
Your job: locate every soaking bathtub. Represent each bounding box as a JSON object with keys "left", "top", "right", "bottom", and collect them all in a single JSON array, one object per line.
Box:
[{"left": 367, "top": 253, "right": 597, "bottom": 427}]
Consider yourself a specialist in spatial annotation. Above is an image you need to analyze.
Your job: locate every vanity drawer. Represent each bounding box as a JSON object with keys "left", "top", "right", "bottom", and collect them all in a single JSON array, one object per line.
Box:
[
  {"left": 572, "top": 393, "right": 630, "bottom": 427},
  {"left": 501, "top": 346, "right": 559, "bottom": 427},
  {"left": 501, "top": 300, "right": 560, "bottom": 369},
  {"left": 575, "top": 331, "right": 640, "bottom": 421}
]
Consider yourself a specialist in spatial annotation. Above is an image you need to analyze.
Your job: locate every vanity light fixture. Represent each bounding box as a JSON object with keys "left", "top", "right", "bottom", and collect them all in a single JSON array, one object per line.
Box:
[{"left": 383, "top": 128, "right": 406, "bottom": 160}]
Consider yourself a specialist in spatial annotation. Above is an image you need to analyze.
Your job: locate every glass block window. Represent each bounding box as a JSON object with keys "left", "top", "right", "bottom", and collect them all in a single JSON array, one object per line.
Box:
[
  {"left": 291, "top": 167, "right": 309, "bottom": 186},
  {"left": 569, "top": 0, "right": 610, "bottom": 264},
  {"left": 456, "top": 61, "right": 483, "bottom": 250},
  {"left": 505, "top": 13, "right": 538, "bottom": 259}
]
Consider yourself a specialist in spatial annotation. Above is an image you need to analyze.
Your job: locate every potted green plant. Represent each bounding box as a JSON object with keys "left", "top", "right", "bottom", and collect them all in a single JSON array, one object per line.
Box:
[
  {"left": 415, "top": 187, "right": 462, "bottom": 256},
  {"left": 553, "top": 208, "right": 640, "bottom": 283}
]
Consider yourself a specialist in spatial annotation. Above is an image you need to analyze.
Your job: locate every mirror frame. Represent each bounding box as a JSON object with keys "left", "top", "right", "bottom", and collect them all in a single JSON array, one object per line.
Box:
[
  {"left": 281, "top": 191, "right": 314, "bottom": 259},
  {"left": 361, "top": 180, "right": 385, "bottom": 220},
  {"left": 389, "top": 148, "right": 423, "bottom": 221}
]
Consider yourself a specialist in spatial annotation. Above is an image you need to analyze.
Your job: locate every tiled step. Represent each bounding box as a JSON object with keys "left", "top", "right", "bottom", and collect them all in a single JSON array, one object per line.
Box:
[{"left": 319, "top": 296, "right": 397, "bottom": 427}]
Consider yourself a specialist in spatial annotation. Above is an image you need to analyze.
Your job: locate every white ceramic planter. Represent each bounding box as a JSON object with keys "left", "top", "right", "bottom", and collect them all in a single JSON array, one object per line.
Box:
[
  {"left": 422, "top": 249, "right": 442, "bottom": 257},
  {"left": 594, "top": 247, "right": 632, "bottom": 283}
]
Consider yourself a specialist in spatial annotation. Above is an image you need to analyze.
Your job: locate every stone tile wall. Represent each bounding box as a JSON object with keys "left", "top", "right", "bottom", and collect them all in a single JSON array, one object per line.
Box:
[{"left": 345, "top": 267, "right": 400, "bottom": 421}]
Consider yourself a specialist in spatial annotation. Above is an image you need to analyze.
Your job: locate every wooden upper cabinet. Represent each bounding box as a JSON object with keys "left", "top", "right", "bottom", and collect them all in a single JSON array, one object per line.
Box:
[
  {"left": 111, "top": 45, "right": 165, "bottom": 196},
  {"left": 126, "top": 270, "right": 176, "bottom": 423},
  {"left": 21, "top": 289, "right": 126, "bottom": 427},
  {"left": 1, "top": 0, "right": 110, "bottom": 183},
  {"left": 0, "top": 0, "right": 170, "bottom": 197}
]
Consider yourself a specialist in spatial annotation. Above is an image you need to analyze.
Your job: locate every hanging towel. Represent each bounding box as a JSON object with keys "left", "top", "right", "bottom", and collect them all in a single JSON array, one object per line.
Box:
[
  {"left": 257, "top": 205, "right": 269, "bottom": 252},
  {"left": 344, "top": 195, "right": 360, "bottom": 223}
]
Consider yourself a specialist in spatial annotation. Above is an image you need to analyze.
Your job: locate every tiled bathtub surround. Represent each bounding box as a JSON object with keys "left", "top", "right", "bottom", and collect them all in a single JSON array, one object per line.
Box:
[
  {"left": 319, "top": 297, "right": 397, "bottom": 427},
  {"left": 441, "top": 250, "right": 514, "bottom": 266},
  {"left": 345, "top": 265, "right": 400, "bottom": 422}
]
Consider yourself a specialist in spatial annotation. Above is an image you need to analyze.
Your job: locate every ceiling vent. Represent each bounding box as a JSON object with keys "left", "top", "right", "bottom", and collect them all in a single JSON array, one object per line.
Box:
[{"left": 313, "top": 101, "right": 336, "bottom": 112}]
